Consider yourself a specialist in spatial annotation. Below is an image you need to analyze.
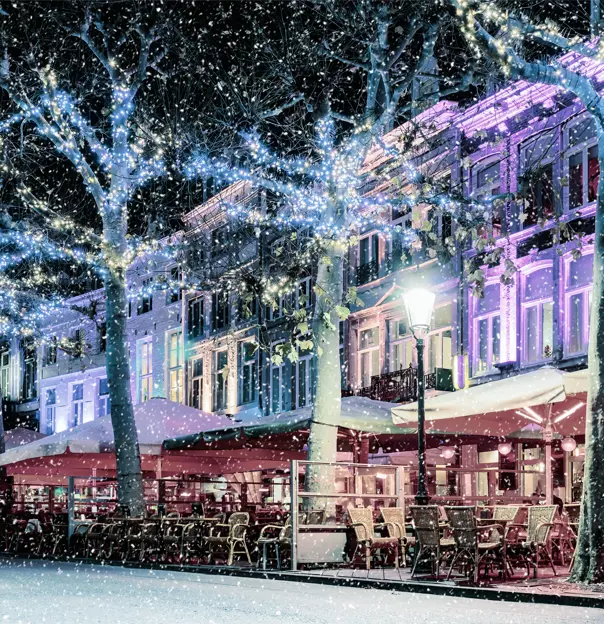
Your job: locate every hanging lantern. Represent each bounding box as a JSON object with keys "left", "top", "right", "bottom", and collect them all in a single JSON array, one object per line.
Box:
[
  {"left": 561, "top": 437, "right": 577, "bottom": 453},
  {"left": 441, "top": 446, "right": 456, "bottom": 460},
  {"left": 498, "top": 442, "right": 513, "bottom": 456}
]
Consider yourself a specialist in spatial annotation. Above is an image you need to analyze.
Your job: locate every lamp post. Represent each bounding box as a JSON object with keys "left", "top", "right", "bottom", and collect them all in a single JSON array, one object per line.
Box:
[{"left": 403, "top": 288, "right": 435, "bottom": 505}]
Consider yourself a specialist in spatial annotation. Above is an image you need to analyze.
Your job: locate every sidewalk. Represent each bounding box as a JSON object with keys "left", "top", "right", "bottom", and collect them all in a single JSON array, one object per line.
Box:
[{"left": 3, "top": 553, "right": 602, "bottom": 610}]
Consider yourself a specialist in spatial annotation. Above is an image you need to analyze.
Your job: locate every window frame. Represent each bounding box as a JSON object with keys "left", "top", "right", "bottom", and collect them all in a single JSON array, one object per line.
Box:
[
  {"left": 189, "top": 356, "right": 204, "bottom": 410},
  {"left": 167, "top": 330, "right": 184, "bottom": 403},
  {"left": 472, "top": 283, "right": 501, "bottom": 376},
  {"left": 358, "top": 326, "right": 380, "bottom": 388},
  {"left": 71, "top": 382, "right": 84, "bottom": 427},
  {"left": 239, "top": 341, "right": 258, "bottom": 405},
  {"left": 213, "top": 349, "right": 229, "bottom": 412},
  {"left": 564, "top": 115, "right": 599, "bottom": 211},
  {"left": 137, "top": 277, "right": 154, "bottom": 316},
  {"left": 520, "top": 265, "right": 554, "bottom": 366},
  {"left": 270, "top": 341, "right": 286, "bottom": 414},
  {"left": 138, "top": 336, "right": 153, "bottom": 402},
  {"left": 44, "top": 387, "right": 57, "bottom": 434},
  {"left": 564, "top": 252, "right": 593, "bottom": 357},
  {"left": 98, "top": 378, "right": 111, "bottom": 418}
]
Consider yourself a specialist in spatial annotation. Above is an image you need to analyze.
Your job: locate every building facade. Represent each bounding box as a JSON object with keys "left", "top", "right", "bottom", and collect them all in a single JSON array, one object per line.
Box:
[{"left": 1, "top": 67, "right": 594, "bottom": 502}]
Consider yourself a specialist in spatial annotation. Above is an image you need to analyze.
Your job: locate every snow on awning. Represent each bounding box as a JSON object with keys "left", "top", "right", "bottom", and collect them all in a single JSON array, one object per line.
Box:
[
  {"left": 164, "top": 396, "right": 409, "bottom": 450},
  {"left": 0, "top": 397, "right": 232, "bottom": 466},
  {"left": 392, "top": 367, "right": 589, "bottom": 437}
]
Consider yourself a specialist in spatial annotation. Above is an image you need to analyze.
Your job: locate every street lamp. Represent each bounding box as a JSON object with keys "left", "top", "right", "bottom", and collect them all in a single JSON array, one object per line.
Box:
[{"left": 403, "top": 287, "right": 436, "bottom": 506}]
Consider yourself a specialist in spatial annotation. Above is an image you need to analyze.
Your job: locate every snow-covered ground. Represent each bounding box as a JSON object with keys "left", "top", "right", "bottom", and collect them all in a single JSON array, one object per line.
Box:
[{"left": 0, "top": 559, "right": 602, "bottom": 624}]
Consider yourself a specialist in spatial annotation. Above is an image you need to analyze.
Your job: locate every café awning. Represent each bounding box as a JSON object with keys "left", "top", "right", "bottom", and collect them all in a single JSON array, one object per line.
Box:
[
  {"left": 165, "top": 396, "right": 409, "bottom": 450},
  {"left": 392, "top": 366, "right": 589, "bottom": 437},
  {"left": 0, "top": 397, "right": 232, "bottom": 466}
]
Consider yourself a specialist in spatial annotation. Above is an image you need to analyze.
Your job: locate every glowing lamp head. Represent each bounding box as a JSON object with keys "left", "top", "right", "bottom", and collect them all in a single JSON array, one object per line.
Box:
[
  {"left": 441, "top": 446, "right": 456, "bottom": 460},
  {"left": 498, "top": 442, "right": 513, "bottom": 456},
  {"left": 403, "top": 288, "right": 435, "bottom": 336},
  {"left": 561, "top": 437, "right": 577, "bottom": 453}
]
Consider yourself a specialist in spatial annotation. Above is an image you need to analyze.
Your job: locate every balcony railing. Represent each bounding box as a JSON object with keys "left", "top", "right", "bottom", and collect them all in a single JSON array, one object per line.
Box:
[{"left": 349, "top": 365, "right": 450, "bottom": 403}]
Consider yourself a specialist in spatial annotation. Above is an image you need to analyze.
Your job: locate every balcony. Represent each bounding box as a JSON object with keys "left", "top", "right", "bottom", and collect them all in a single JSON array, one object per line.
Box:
[{"left": 350, "top": 366, "right": 454, "bottom": 403}]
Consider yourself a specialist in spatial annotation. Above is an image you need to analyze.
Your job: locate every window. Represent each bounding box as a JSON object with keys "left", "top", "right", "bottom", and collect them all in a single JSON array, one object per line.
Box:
[
  {"left": 211, "top": 226, "right": 229, "bottom": 258},
  {"left": 212, "top": 293, "right": 230, "bottom": 331},
  {"left": 296, "top": 276, "right": 312, "bottom": 309},
  {"left": 167, "top": 331, "right": 183, "bottom": 403},
  {"left": 357, "top": 234, "right": 379, "bottom": 285},
  {"left": 139, "top": 337, "right": 153, "bottom": 402},
  {"left": 45, "top": 337, "right": 57, "bottom": 365},
  {"left": 70, "top": 329, "right": 84, "bottom": 360},
  {"left": 0, "top": 345, "right": 10, "bottom": 399},
  {"left": 137, "top": 278, "right": 153, "bottom": 315},
  {"left": 45, "top": 388, "right": 56, "bottom": 434},
  {"left": 566, "top": 117, "right": 599, "bottom": 209},
  {"left": 390, "top": 319, "right": 413, "bottom": 372},
  {"left": 71, "top": 382, "right": 84, "bottom": 427},
  {"left": 22, "top": 339, "right": 36, "bottom": 400},
  {"left": 187, "top": 296, "right": 204, "bottom": 340},
  {"left": 98, "top": 323, "right": 107, "bottom": 354},
  {"left": 340, "top": 321, "right": 347, "bottom": 390},
  {"left": 189, "top": 357, "right": 204, "bottom": 410},
  {"left": 359, "top": 327, "right": 379, "bottom": 388},
  {"left": 214, "top": 351, "right": 229, "bottom": 411},
  {"left": 166, "top": 266, "right": 183, "bottom": 305},
  {"left": 239, "top": 342, "right": 257, "bottom": 405},
  {"left": 426, "top": 303, "right": 453, "bottom": 373},
  {"left": 565, "top": 253, "right": 593, "bottom": 356},
  {"left": 98, "top": 378, "right": 111, "bottom": 418},
  {"left": 520, "top": 132, "right": 556, "bottom": 227},
  {"left": 295, "top": 341, "right": 314, "bottom": 409},
  {"left": 473, "top": 160, "right": 501, "bottom": 234},
  {"left": 270, "top": 343, "right": 286, "bottom": 414},
  {"left": 473, "top": 283, "right": 501, "bottom": 375},
  {"left": 522, "top": 267, "right": 554, "bottom": 364},
  {"left": 267, "top": 292, "right": 287, "bottom": 321}
]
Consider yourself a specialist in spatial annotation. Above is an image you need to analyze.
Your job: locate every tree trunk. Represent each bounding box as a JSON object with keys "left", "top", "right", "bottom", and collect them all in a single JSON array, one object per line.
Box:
[
  {"left": 570, "top": 134, "right": 604, "bottom": 583},
  {"left": 103, "top": 257, "right": 146, "bottom": 518},
  {"left": 305, "top": 237, "right": 345, "bottom": 510}
]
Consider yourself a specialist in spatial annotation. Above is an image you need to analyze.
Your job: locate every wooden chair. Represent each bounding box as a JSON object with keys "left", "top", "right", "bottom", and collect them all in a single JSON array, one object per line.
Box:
[
  {"left": 257, "top": 520, "right": 291, "bottom": 570},
  {"left": 379, "top": 507, "right": 415, "bottom": 567},
  {"left": 444, "top": 506, "right": 505, "bottom": 584},
  {"left": 348, "top": 507, "right": 399, "bottom": 570},
  {"left": 207, "top": 512, "right": 251, "bottom": 566},
  {"left": 409, "top": 505, "right": 455, "bottom": 579}
]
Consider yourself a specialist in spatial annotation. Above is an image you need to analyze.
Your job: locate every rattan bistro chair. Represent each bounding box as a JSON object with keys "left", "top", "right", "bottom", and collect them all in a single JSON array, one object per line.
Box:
[
  {"left": 444, "top": 506, "right": 505, "bottom": 584},
  {"left": 348, "top": 507, "right": 399, "bottom": 570},
  {"left": 409, "top": 505, "right": 455, "bottom": 579},
  {"left": 207, "top": 512, "right": 252, "bottom": 566},
  {"left": 257, "top": 519, "right": 292, "bottom": 570},
  {"left": 379, "top": 507, "right": 415, "bottom": 566},
  {"left": 507, "top": 505, "right": 558, "bottom": 578}
]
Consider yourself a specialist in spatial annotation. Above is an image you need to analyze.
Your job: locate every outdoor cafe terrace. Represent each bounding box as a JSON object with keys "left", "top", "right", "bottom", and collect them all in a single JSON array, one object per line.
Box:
[{"left": 0, "top": 370, "right": 593, "bottom": 595}]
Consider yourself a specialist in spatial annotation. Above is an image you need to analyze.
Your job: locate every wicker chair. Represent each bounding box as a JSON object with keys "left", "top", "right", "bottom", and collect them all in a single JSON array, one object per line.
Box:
[
  {"left": 444, "top": 506, "right": 505, "bottom": 584},
  {"left": 507, "top": 505, "right": 558, "bottom": 578},
  {"left": 180, "top": 520, "right": 207, "bottom": 563},
  {"left": 207, "top": 512, "right": 251, "bottom": 566},
  {"left": 139, "top": 520, "right": 163, "bottom": 562},
  {"left": 348, "top": 507, "right": 399, "bottom": 570},
  {"left": 257, "top": 520, "right": 291, "bottom": 570},
  {"left": 85, "top": 522, "right": 108, "bottom": 559},
  {"left": 379, "top": 507, "right": 415, "bottom": 567},
  {"left": 409, "top": 505, "right": 455, "bottom": 579}
]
